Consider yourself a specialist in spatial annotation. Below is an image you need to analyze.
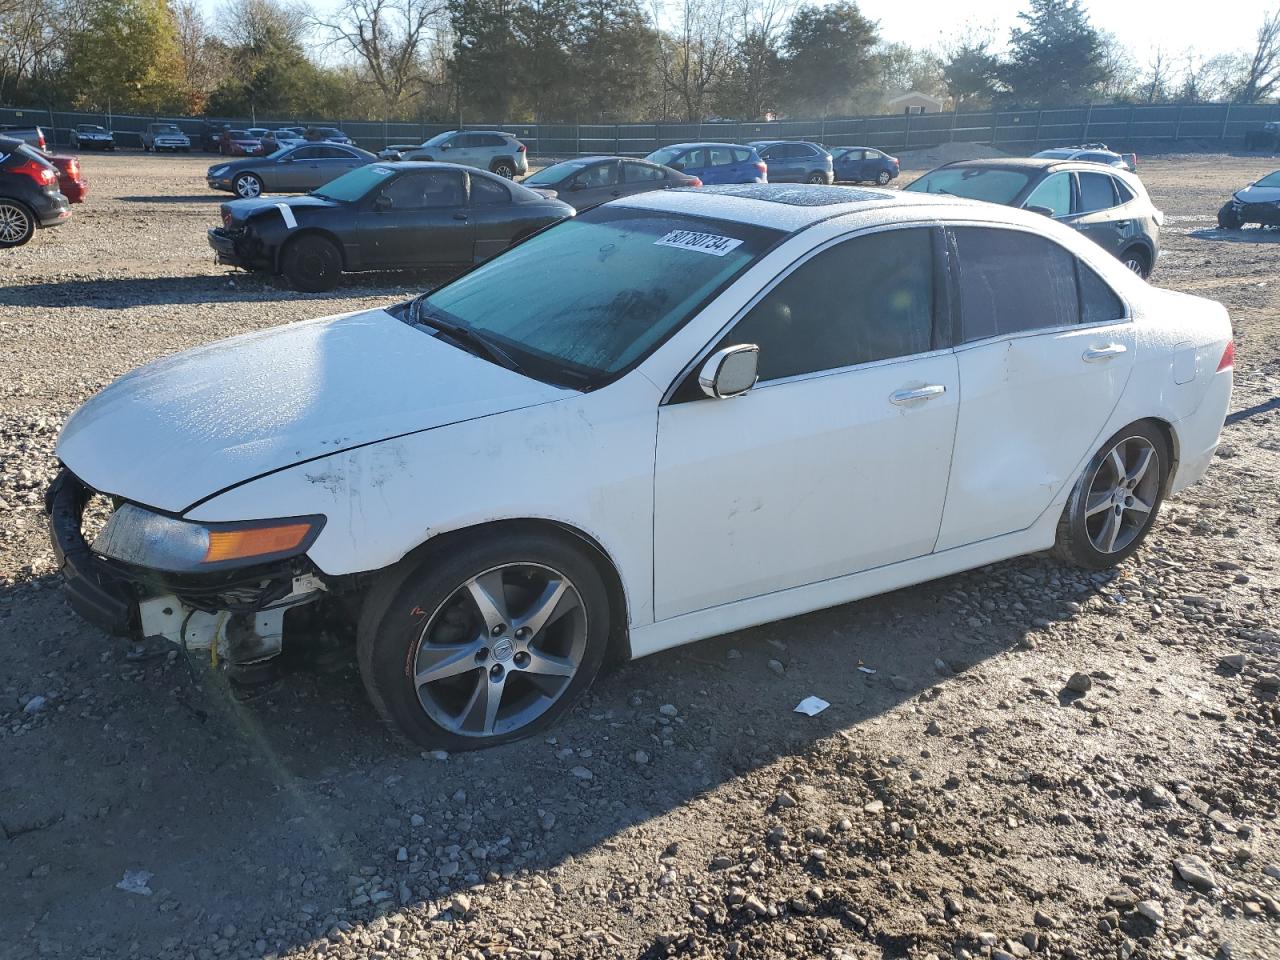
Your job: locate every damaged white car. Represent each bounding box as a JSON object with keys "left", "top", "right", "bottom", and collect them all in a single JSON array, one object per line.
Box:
[{"left": 48, "top": 185, "right": 1234, "bottom": 749}]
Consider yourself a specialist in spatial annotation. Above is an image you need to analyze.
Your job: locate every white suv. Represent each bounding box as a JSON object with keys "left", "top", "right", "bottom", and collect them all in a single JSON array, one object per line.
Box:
[{"left": 401, "top": 130, "right": 529, "bottom": 178}]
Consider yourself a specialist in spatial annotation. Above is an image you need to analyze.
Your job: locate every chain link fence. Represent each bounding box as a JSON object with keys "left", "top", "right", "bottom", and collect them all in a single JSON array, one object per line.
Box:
[{"left": 3, "top": 101, "right": 1278, "bottom": 157}]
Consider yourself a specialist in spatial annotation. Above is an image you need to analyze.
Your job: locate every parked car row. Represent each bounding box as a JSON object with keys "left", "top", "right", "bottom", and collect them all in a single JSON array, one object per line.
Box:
[{"left": 0, "top": 135, "right": 73, "bottom": 247}]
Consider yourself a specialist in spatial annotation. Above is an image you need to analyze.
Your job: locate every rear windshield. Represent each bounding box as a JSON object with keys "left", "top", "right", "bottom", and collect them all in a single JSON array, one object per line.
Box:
[
  {"left": 312, "top": 164, "right": 396, "bottom": 201},
  {"left": 905, "top": 167, "right": 1033, "bottom": 205},
  {"left": 1254, "top": 171, "right": 1280, "bottom": 187},
  {"left": 645, "top": 147, "right": 685, "bottom": 166},
  {"left": 523, "top": 160, "right": 587, "bottom": 185},
  {"left": 1034, "top": 150, "right": 1074, "bottom": 159},
  {"left": 413, "top": 207, "right": 783, "bottom": 387}
]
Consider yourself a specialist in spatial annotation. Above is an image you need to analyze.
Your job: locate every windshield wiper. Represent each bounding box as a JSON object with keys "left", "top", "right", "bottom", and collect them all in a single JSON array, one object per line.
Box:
[{"left": 407, "top": 295, "right": 525, "bottom": 375}]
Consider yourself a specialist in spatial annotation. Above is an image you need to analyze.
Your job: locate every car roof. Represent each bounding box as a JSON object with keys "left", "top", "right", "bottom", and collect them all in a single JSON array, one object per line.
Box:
[
  {"left": 616, "top": 182, "right": 981, "bottom": 230},
  {"left": 749, "top": 140, "right": 819, "bottom": 146},
  {"left": 658, "top": 142, "right": 751, "bottom": 151}
]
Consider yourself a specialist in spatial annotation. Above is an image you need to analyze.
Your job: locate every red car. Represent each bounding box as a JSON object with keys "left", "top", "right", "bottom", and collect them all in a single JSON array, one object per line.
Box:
[
  {"left": 46, "top": 154, "right": 87, "bottom": 202},
  {"left": 219, "top": 129, "right": 264, "bottom": 156}
]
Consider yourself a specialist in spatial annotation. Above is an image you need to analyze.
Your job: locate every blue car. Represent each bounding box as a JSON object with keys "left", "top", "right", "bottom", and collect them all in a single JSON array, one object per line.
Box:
[
  {"left": 831, "top": 146, "right": 899, "bottom": 185},
  {"left": 643, "top": 142, "right": 767, "bottom": 185}
]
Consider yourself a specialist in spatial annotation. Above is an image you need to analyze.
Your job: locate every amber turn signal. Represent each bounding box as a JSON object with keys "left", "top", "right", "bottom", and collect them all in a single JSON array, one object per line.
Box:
[{"left": 203, "top": 522, "right": 314, "bottom": 563}]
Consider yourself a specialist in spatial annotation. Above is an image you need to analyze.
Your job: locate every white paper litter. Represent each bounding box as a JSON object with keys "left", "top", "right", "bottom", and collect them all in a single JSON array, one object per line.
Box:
[
  {"left": 115, "top": 870, "right": 153, "bottom": 896},
  {"left": 857, "top": 666, "right": 877, "bottom": 674},
  {"left": 794, "top": 696, "right": 830, "bottom": 717}
]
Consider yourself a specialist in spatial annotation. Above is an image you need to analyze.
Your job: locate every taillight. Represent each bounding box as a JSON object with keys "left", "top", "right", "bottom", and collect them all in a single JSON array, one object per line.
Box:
[
  {"left": 222, "top": 209, "right": 232, "bottom": 228},
  {"left": 888, "top": 156, "right": 898, "bottom": 164},
  {"left": 1216, "top": 340, "right": 1234, "bottom": 372},
  {"left": 755, "top": 162, "right": 767, "bottom": 175},
  {"left": 11, "top": 158, "right": 56, "bottom": 188},
  {"left": 37, "top": 131, "right": 45, "bottom": 150},
  {"left": 689, "top": 177, "right": 703, "bottom": 187},
  {"left": 517, "top": 143, "right": 527, "bottom": 153},
  {"left": 66, "top": 159, "right": 80, "bottom": 179}
]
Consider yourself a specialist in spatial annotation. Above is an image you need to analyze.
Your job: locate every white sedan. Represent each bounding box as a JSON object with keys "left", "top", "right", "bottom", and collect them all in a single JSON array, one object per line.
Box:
[{"left": 48, "top": 185, "right": 1234, "bottom": 749}]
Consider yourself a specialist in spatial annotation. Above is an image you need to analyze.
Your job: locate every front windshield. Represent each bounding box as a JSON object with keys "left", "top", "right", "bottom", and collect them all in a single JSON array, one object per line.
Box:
[
  {"left": 415, "top": 208, "right": 782, "bottom": 386},
  {"left": 155, "top": 125, "right": 180, "bottom": 134},
  {"left": 905, "top": 167, "right": 1032, "bottom": 204},
  {"left": 645, "top": 147, "right": 684, "bottom": 165},
  {"left": 424, "top": 131, "right": 455, "bottom": 147},
  {"left": 524, "top": 160, "right": 586, "bottom": 185},
  {"left": 81, "top": 125, "right": 104, "bottom": 133},
  {"left": 1254, "top": 170, "right": 1280, "bottom": 187},
  {"left": 312, "top": 163, "right": 396, "bottom": 201}
]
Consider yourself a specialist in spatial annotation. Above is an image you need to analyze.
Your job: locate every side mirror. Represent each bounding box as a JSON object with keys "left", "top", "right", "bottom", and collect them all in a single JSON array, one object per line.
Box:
[
  {"left": 699, "top": 344, "right": 759, "bottom": 399},
  {"left": 1026, "top": 204, "right": 1056, "bottom": 217},
  {"left": 440, "top": 143, "right": 452, "bottom": 151},
  {"left": 374, "top": 194, "right": 392, "bottom": 211},
  {"left": 669, "top": 162, "right": 685, "bottom": 171}
]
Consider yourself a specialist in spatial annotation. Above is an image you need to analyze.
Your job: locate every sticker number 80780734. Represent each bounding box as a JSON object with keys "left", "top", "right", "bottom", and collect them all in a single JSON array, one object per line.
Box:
[{"left": 653, "top": 230, "right": 744, "bottom": 256}]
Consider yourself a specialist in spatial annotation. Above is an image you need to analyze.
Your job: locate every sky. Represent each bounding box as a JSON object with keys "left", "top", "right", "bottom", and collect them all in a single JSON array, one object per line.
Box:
[{"left": 198, "top": 0, "right": 1275, "bottom": 65}]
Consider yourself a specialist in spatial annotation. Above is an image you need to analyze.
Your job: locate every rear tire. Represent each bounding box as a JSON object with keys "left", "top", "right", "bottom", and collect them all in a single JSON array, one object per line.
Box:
[
  {"left": 1120, "top": 245, "right": 1151, "bottom": 279},
  {"left": 1054, "top": 421, "right": 1169, "bottom": 570},
  {"left": 1217, "top": 203, "right": 1243, "bottom": 230},
  {"left": 357, "top": 530, "right": 612, "bottom": 750},
  {"left": 281, "top": 234, "right": 342, "bottom": 292},
  {"left": 876, "top": 170, "right": 892, "bottom": 185},
  {"left": 805, "top": 171, "right": 827, "bottom": 184},
  {"left": 492, "top": 160, "right": 516, "bottom": 179},
  {"left": 0, "top": 199, "right": 35, "bottom": 247}
]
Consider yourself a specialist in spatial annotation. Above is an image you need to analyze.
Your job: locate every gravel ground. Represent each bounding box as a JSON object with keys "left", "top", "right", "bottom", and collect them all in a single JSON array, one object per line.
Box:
[{"left": 1, "top": 151, "right": 1278, "bottom": 960}]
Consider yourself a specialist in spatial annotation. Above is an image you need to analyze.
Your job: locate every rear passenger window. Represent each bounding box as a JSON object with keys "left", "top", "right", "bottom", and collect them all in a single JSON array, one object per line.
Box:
[
  {"left": 951, "top": 227, "right": 1079, "bottom": 341},
  {"left": 1078, "top": 262, "right": 1125, "bottom": 324},
  {"left": 733, "top": 148, "right": 752, "bottom": 163},
  {"left": 1077, "top": 172, "right": 1118, "bottom": 212},
  {"left": 622, "top": 161, "right": 665, "bottom": 183},
  {"left": 722, "top": 228, "right": 936, "bottom": 381},
  {"left": 1113, "top": 178, "right": 1135, "bottom": 203},
  {"left": 470, "top": 176, "right": 510, "bottom": 205},
  {"left": 709, "top": 147, "right": 735, "bottom": 166}
]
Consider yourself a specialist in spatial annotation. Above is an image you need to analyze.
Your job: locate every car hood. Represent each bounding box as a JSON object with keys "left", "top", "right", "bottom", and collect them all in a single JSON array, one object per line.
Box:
[
  {"left": 1235, "top": 183, "right": 1280, "bottom": 203},
  {"left": 57, "top": 308, "right": 572, "bottom": 514},
  {"left": 221, "top": 193, "right": 340, "bottom": 226}
]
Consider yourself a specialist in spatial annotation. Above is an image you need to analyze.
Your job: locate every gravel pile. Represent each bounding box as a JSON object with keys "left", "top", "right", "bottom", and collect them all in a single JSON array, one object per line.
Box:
[{"left": 0, "top": 151, "right": 1278, "bottom": 960}]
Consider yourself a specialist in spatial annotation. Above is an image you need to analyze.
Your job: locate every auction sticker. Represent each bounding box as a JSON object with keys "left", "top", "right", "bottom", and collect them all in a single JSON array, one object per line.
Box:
[{"left": 654, "top": 230, "right": 743, "bottom": 256}]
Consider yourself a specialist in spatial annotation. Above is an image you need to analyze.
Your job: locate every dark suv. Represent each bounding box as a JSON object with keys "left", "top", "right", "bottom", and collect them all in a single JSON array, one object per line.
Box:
[
  {"left": 748, "top": 141, "right": 833, "bottom": 183},
  {"left": 0, "top": 136, "right": 71, "bottom": 247},
  {"left": 906, "top": 158, "right": 1163, "bottom": 278}
]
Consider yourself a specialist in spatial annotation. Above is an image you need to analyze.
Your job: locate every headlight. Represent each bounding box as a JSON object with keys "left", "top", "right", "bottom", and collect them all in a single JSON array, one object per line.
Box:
[
  {"left": 93, "top": 504, "right": 324, "bottom": 572},
  {"left": 210, "top": 165, "right": 229, "bottom": 177}
]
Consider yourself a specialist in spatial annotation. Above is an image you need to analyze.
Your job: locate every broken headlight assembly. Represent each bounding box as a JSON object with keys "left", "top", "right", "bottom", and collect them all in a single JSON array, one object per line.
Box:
[{"left": 93, "top": 504, "right": 325, "bottom": 574}]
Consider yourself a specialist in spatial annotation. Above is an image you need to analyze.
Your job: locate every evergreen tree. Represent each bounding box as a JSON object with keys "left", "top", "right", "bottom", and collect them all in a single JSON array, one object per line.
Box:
[
  {"left": 781, "top": 1, "right": 879, "bottom": 116},
  {"left": 1000, "top": 0, "right": 1110, "bottom": 106}
]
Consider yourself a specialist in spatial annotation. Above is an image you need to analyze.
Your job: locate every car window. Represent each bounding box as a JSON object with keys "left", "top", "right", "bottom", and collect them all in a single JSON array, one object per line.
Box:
[
  {"left": 523, "top": 160, "right": 585, "bottom": 186},
  {"left": 1078, "top": 262, "right": 1126, "bottom": 325},
  {"left": 384, "top": 170, "right": 465, "bottom": 208},
  {"left": 721, "top": 228, "right": 936, "bottom": 382},
  {"left": 682, "top": 148, "right": 708, "bottom": 168},
  {"left": 905, "top": 167, "right": 1032, "bottom": 204},
  {"left": 708, "top": 147, "right": 736, "bottom": 166},
  {"left": 312, "top": 163, "right": 397, "bottom": 201},
  {"left": 1079, "top": 152, "right": 1114, "bottom": 164},
  {"left": 1023, "top": 173, "right": 1072, "bottom": 217},
  {"left": 481, "top": 133, "right": 506, "bottom": 147},
  {"left": 1113, "top": 179, "right": 1135, "bottom": 203},
  {"left": 573, "top": 162, "right": 618, "bottom": 187},
  {"left": 314, "top": 146, "right": 351, "bottom": 159},
  {"left": 645, "top": 146, "right": 684, "bottom": 166},
  {"left": 289, "top": 146, "right": 324, "bottom": 160},
  {"left": 733, "top": 148, "right": 753, "bottom": 163},
  {"left": 844, "top": 149, "right": 866, "bottom": 160},
  {"left": 1077, "top": 172, "right": 1118, "bottom": 213},
  {"left": 623, "top": 161, "right": 666, "bottom": 183},
  {"left": 470, "top": 175, "right": 510, "bottom": 205},
  {"left": 950, "top": 227, "right": 1079, "bottom": 341},
  {"left": 1255, "top": 171, "right": 1280, "bottom": 187}
]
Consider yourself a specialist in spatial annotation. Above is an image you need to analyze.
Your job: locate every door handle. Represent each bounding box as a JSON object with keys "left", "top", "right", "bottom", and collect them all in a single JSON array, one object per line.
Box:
[
  {"left": 1083, "top": 344, "right": 1127, "bottom": 362},
  {"left": 890, "top": 384, "right": 946, "bottom": 405},
  {"left": 1114, "top": 220, "right": 1130, "bottom": 229},
  {"left": 453, "top": 212, "right": 469, "bottom": 221},
  {"left": 611, "top": 190, "right": 621, "bottom": 197}
]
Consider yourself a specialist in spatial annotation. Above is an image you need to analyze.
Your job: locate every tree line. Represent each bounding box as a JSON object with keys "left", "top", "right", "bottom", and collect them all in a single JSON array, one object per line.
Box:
[{"left": 1, "top": 0, "right": 1277, "bottom": 123}]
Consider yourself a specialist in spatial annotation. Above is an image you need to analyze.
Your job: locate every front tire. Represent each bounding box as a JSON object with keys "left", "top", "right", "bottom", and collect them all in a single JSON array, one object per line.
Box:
[
  {"left": 0, "top": 199, "right": 35, "bottom": 247},
  {"left": 281, "top": 234, "right": 342, "bottom": 292},
  {"left": 234, "top": 172, "right": 263, "bottom": 199},
  {"left": 358, "top": 531, "right": 612, "bottom": 750},
  {"left": 1217, "top": 203, "right": 1243, "bottom": 230},
  {"left": 1054, "top": 422, "right": 1169, "bottom": 570}
]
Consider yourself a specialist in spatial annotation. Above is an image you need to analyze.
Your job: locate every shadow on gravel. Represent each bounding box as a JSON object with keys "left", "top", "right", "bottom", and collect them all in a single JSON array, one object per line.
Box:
[
  {"left": 0, "top": 270, "right": 457, "bottom": 309},
  {"left": 0, "top": 554, "right": 1118, "bottom": 958},
  {"left": 1188, "top": 227, "right": 1280, "bottom": 243},
  {"left": 119, "top": 194, "right": 226, "bottom": 204},
  {"left": 1226, "top": 396, "right": 1280, "bottom": 425}
]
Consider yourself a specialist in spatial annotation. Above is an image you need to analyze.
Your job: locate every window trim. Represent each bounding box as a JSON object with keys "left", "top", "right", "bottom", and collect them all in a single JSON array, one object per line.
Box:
[
  {"left": 662, "top": 220, "right": 952, "bottom": 404},
  {"left": 1072, "top": 170, "right": 1121, "bottom": 215},
  {"left": 942, "top": 222, "right": 1132, "bottom": 352}
]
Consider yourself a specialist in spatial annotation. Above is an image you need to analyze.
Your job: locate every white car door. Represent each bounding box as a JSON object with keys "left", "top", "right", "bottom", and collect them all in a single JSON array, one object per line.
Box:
[
  {"left": 934, "top": 225, "right": 1136, "bottom": 551},
  {"left": 652, "top": 226, "right": 960, "bottom": 621}
]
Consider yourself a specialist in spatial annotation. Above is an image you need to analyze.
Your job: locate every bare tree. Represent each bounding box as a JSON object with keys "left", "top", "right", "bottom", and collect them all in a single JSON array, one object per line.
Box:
[
  {"left": 173, "top": 0, "right": 227, "bottom": 97},
  {"left": 1236, "top": 7, "right": 1280, "bottom": 101},
  {"left": 1140, "top": 46, "right": 1171, "bottom": 102},
  {"left": 313, "top": 0, "right": 446, "bottom": 111},
  {"left": 0, "top": 0, "right": 66, "bottom": 101},
  {"left": 1176, "top": 49, "right": 1239, "bottom": 102},
  {"left": 654, "top": 0, "right": 735, "bottom": 121}
]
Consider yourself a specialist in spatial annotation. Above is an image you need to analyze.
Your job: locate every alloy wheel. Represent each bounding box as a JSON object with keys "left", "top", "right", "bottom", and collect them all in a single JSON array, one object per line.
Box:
[
  {"left": 413, "top": 563, "right": 587, "bottom": 738},
  {"left": 1124, "top": 254, "right": 1147, "bottom": 276},
  {"left": 1083, "top": 436, "right": 1160, "bottom": 554},
  {"left": 877, "top": 170, "right": 891, "bottom": 185},
  {"left": 235, "top": 175, "right": 261, "bottom": 198},
  {"left": 494, "top": 163, "right": 515, "bottom": 179},
  {"left": 0, "top": 203, "right": 30, "bottom": 244}
]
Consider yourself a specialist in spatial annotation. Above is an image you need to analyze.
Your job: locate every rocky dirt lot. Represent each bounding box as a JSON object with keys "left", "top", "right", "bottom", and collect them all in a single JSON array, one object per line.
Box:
[{"left": 0, "top": 152, "right": 1278, "bottom": 960}]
